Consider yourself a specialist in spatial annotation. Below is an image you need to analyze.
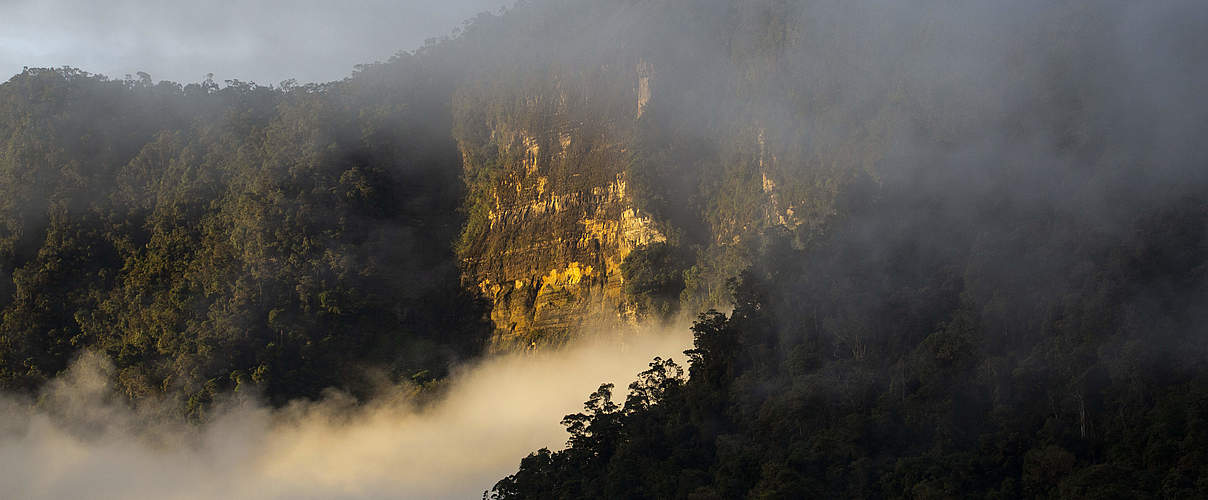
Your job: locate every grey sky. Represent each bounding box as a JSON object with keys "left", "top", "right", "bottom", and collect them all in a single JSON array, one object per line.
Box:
[{"left": 0, "top": 0, "right": 512, "bottom": 85}]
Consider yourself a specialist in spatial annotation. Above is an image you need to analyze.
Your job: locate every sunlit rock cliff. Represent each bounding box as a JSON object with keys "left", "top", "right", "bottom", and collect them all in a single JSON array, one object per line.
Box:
[{"left": 454, "top": 62, "right": 667, "bottom": 349}]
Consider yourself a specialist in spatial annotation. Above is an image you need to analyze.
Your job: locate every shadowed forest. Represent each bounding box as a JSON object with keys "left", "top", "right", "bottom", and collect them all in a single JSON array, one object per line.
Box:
[{"left": 1, "top": 0, "right": 1207, "bottom": 498}]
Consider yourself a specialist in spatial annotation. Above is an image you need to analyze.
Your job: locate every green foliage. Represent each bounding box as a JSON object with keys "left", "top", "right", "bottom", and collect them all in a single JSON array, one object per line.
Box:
[
  {"left": 621, "top": 243, "right": 691, "bottom": 320},
  {"left": 494, "top": 189, "right": 1208, "bottom": 498},
  {"left": 2, "top": 4, "right": 1205, "bottom": 498},
  {"left": 0, "top": 64, "right": 491, "bottom": 413}
]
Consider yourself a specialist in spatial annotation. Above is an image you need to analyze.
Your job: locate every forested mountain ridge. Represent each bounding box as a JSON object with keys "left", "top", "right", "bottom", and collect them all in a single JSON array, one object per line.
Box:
[
  {"left": 483, "top": 0, "right": 1208, "bottom": 498},
  {"left": 0, "top": 0, "right": 881, "bottom": 405},
  {"left": 451, "top": 0, "right": 885, "bottom": 348},
  {"left": 0, "top": 59, "right": 491, "bottom": 413},
  {"left": 493, "top": 195, "right": 1208, "bottom": 497},
  {"left": 1, "top": 0, "right": 1207, "bottom": 496}
]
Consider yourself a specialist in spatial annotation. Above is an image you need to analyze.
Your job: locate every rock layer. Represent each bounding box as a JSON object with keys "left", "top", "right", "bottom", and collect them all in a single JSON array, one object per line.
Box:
[{"left": 455, "top": 64, "right": 665, "bottom": 349}]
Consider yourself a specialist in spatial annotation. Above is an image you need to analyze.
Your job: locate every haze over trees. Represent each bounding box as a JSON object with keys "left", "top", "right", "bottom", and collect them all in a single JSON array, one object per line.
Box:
[
  {"left": 0, "top": 0, "right": 1206, "bottom": 498},
  {"left": 0, "top": 61, "right": 491, "bottom": 415},
  {"left": 486, "top": 0, "right": 1208, "bottom": 497}
]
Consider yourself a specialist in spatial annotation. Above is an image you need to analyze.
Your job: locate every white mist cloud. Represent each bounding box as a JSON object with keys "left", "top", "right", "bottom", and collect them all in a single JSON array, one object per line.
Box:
[{"left": 0, "top": 327, "right": 692, "bottom": 499}]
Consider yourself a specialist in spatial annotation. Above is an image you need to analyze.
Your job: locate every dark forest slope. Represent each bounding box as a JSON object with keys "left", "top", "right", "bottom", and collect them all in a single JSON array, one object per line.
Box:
[
  {"left": 485, "top": 0, "right": 1208, "bottom": 498},
  {"left": 0, "top": 1, "right": 1206, "bottom": 496},
  {"left": 492, "top": 164, "right": 1208, "bottom": 499},
  {"left": 0, "top": 59, "right": 491, "bottom": 414}
]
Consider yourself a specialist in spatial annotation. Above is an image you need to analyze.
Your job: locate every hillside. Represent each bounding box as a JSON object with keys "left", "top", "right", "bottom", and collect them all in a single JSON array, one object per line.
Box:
[
  {"left": 0, "top": 0, "right": 1206, "bottom": 497},
  {"left": 0, "top": 0, "right": 875, "bottom": 406},
  {"left": 482, "top": 1, "right": 1208, "bottom": 498},
  {"left": 0, "top": 59, "right": 491, "bottom": 413}
]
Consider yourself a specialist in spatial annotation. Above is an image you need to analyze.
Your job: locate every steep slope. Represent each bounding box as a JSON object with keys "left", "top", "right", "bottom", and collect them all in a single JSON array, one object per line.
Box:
[
  {"left": 0, "top": 59, "right": 492, "bottom": 413},
  {"left": 453, "top": 62, "right": 667, "bottom": 348},
  {"left": 489, "top": 0, "right": 1208, "bottom": 498},
  {"left": 448, "top": 0, "right": 877, "bottom": 348}
]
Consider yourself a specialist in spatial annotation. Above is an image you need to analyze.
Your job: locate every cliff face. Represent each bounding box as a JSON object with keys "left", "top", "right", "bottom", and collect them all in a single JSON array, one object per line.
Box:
[
  {"left": 455, "top": 63, "right": 665, "bottom": 348},
  {"left": 451, "top": 62, "right": 867, "bottom": 348},
  {"left": 448, "top": 0, "right": 889, "bottom": 348}
]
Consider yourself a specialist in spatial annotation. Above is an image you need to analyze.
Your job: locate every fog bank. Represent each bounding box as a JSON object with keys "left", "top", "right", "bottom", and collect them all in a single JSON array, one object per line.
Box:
[{"left": 0, "top": 327, "right": 690, "bottom": 499}]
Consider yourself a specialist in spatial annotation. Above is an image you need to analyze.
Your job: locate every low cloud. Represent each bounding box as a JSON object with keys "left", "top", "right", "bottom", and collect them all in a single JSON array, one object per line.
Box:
[{"left": 0, "top": 326, "right": 691, "bottom": 499}]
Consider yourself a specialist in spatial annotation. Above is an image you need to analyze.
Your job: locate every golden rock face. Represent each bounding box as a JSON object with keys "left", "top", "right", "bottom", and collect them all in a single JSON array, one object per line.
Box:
[
  {"left": 456, "top": 63, "right": 666, "bottom": 349},
  {"left": 469, "top": 168, "right": 665, "bottom": 350}
]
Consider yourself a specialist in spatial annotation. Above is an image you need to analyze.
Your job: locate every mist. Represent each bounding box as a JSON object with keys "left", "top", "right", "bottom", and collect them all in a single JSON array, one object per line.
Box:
[
  {"left": 0, "top": 326, "right": 690, "bottom": 499},
  {"left": 0, "top": 0, "right": 512, "bottom": 84},
  {"left": 2, "top": 0, "right": 1207, "bottom": 497}
]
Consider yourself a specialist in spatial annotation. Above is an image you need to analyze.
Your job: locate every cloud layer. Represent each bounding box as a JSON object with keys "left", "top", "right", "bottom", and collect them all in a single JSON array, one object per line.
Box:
[{"left": 0, "top": 327, "right": 691, "bottom": 500}]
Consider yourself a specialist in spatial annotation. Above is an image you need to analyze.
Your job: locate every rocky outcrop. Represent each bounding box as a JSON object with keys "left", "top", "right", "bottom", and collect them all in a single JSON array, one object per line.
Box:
[
  {"left": 456, "top": 63, "right": 665, "bottom": 349},
  {"left": 452, "top": 52, "right": 858, "bottom": 349},
  {"left": 472, "top": 172, "right": 664, "bottom": 349}
]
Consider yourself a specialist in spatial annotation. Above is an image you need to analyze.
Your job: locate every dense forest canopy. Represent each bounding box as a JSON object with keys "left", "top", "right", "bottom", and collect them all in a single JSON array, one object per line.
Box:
[
  {"left": 0, "top": 0, "right": 1206, "bottom": 497},
  {"left": 0, "top": 59, "right": 492, "bottom": 414},
  {"left": 482, "top": 0, "right": 1208, "bottom": 498}
]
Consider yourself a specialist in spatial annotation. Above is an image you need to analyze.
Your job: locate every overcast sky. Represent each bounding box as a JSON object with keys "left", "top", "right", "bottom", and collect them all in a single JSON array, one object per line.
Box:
[{"left": 0, "top": 0, "right": 512, "bottom": 85}]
